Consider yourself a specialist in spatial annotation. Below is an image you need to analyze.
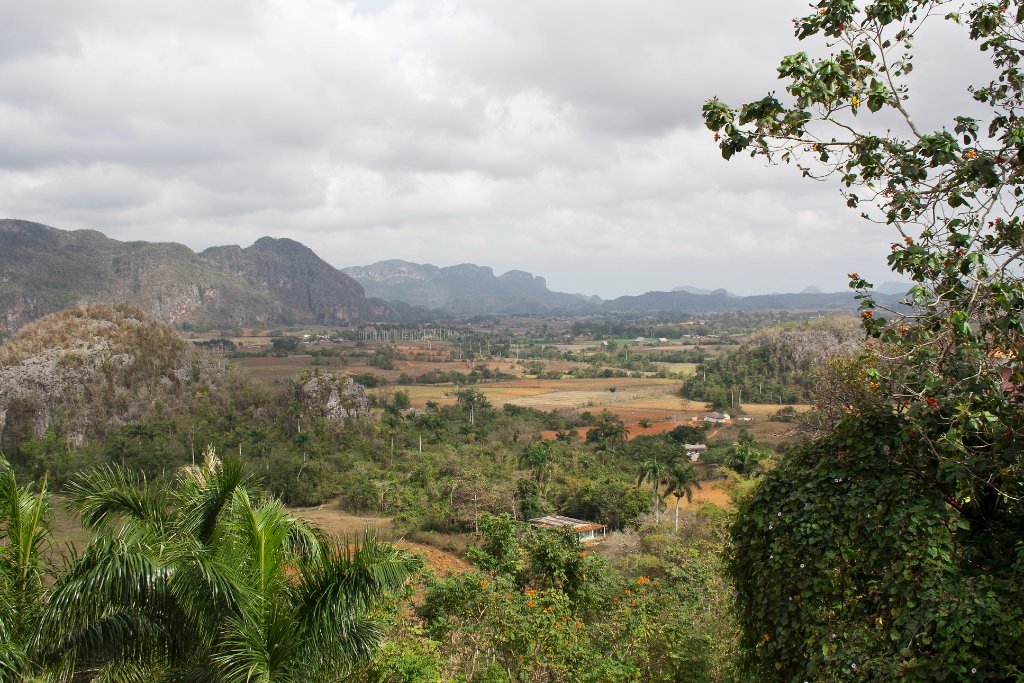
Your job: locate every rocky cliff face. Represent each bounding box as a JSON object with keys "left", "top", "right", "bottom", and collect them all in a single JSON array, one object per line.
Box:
[
  {"left": 0, "top": 220, "right": 381, "bottom": 335},
  {"left": 296, "top": 370, "right": 369, "bottom": 423},
  {"left": 200, "top": 237, "right": 371, "bottom": 324}
]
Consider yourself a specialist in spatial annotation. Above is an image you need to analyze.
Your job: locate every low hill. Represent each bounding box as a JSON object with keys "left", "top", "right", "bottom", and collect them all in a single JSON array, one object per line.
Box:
[
  {"left": 679, "top": 316, "right": 864, "bottom": 406},
  {"left": 0, "top": 304, "right": 222, "bottom": 448},
  {"left": 342, "top": 259, "right": 599, "bottom": 314}
]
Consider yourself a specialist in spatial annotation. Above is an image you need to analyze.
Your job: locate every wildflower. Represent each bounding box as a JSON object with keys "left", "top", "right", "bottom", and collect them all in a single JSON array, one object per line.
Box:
[
  {"left": 713, "top": 132, "right": 721, "bottom": 142},
  {"left": 862, "top": 310, "right": 873, "bottom": 319},
  {"left": 578, "top": 552, "right": 587, "bottom": 558},
  {"left": 800, "top": 563, "right": 805, "bottom": 569},
  {"left": 851, "top": 663, "right": 857, "bottom": 671},
  {"left": 624, "top": 589, "right": 632, "bottom": 596},
  {"left": 480, "top": 580, "right": 488, "bottom": 587},
  {"left": 527, "top": 601, "right": 535, "bottom": 607},
  {"left": 904, "top": 235, "right": 914, "bottom": 245},
  {"left": 777, "top": 511, "right": 782, "bottom": 517},
  {"left": 869, "top": 381, "right": 879, "bottom": 389},
  {"left": 972, "top": 668, "right": 977, "bottom": 674},
  {"left": 848, "top": 272, "right": 859, "bottom": 279},
  {"left": 544, "top": 606, "right": 553, "bottom": 613},
  {"left": 852, "top": 95, "right": 860, "bottom": 107},
  {"left": 927, "top": 397, "right": 938, "bottom": 407},
  {"left": 965, "top": 149, "right": 977, "bottom": 160}
]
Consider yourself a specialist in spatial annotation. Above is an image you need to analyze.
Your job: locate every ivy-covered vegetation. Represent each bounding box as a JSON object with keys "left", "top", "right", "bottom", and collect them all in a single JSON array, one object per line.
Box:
[{"left": 705, "top": 0, "right": 1024, "bottom": 678}]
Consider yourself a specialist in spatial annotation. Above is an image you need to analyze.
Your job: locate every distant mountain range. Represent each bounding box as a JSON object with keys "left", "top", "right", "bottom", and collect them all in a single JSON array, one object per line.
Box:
[
  {"left": 0, "top": 219, "right": 907, "bottom": 335},
  {"left": 342, "top": 259, "right": 599, "bottom": 315}
]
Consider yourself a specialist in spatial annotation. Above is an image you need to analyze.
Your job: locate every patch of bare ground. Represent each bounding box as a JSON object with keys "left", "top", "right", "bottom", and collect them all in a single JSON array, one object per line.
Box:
[{"left": 287, "top": 503, "right": 472, "bottom": 577}]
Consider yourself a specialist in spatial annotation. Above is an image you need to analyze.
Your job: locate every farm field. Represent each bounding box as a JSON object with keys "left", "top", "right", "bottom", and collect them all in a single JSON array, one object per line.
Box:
[{"left": 233, "top": 352, "right": 519, "bottom": 384}]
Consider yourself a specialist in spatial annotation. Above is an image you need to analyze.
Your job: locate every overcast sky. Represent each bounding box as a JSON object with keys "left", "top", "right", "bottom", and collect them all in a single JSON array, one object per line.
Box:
[{"left": 0, "top": 1, "right": 986, "bottom": 298}]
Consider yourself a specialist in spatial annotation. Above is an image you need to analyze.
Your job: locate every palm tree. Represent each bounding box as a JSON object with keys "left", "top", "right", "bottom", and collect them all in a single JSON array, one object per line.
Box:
[
  {"left": 662, "top": 463, "right": 702, "bottom": 532},
  {"left": 40, "top": 448, "right": 420, "bottom": 681},
  {"left": 636, "top": 458, "right": 666, "bottom": 522},
  {"left": 520, "top": 442, "right": 552, "bottom": 485},
  {"left": 0, "top": 459, "right": 51, "bottom": 681}
]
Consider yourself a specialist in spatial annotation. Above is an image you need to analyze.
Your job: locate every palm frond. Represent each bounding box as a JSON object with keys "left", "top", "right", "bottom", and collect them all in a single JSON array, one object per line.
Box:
[
  {"left": 65, "top": 466, "right": 167, "bottom": 534},
  {"left": 166, "top": 542, "right": 255, "bottom": 632},
  {"left": 212, "top": 608, "right": 303, "bottom": 683},
  {"left": 283, "top": 610, "right": 384, "bottom": 679},
  {"left": 293, "top": 534, "right": 420, "bottom": 625},
  {"left": 176, "top": 456, "right": 245, "bottom": 546},
  {"left": 0, "top": 458, "right": 51, "bottom": 593}
]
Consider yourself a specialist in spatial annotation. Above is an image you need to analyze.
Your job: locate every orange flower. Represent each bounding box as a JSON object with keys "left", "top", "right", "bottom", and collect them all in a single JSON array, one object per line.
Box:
[
  {"left": 848, "top": 272, "right": 858, "bottom": 279},
  {"left": 862, "top": 310, "right": 873, "bottom": 319},
  {"left": 965, "top": 149, "right": 978, "bottom": 160},
  {"left": 527, "top": 601, "right": 536, "bottom": 607},
  {"left": 904, "top": 235, "right": 914, "bottom": 245},
  {"left": 578, "top": 552, "right": 587, "bottom": 558},
  {"left": 624, "top": 589, "right": 632, "bottom": 596},
  {"left": 636, "top": 576, "right": 651, "bottom": 586},
  {"left": 480, "top": 580, "right": 488, "bottom": 587}
]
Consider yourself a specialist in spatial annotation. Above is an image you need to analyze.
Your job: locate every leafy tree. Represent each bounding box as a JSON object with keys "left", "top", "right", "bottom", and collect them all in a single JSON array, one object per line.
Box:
[
  {"left": 665, "top": 423, "right": 706, "bottom": 444},
  {"left": 466, "top": 512, "right": 524, "bottom": 579},
  {"left": 584, "top": 412, "right": 628, "bottom": 450},
  {"left": 271, "top": 336, "right": 301, "bottom": 353},
  {"left": 705, "top": 0, "right": 1024, "bottom": 678}
]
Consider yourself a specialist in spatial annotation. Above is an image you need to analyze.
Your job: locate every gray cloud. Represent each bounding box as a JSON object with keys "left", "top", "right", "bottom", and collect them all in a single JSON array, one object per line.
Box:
[{"left": 0, "top": 0, "right": 981, "bottom": 298}]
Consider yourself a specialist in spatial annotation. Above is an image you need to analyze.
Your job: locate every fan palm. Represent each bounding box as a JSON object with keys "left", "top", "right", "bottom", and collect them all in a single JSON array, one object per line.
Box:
[{"left": 39, "top": 449, "right": 420, "bottom": 681}]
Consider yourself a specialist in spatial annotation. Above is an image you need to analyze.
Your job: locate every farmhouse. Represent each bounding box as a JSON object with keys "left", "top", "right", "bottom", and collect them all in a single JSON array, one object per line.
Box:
[
  {"left": 529, "top": 515, "right": 607, "bottom": 543},
  {"left": 684, "top": 443, "right": 707, "bottom": 462},
  {"left": 703, "top": 412, "right": 730, "bottom": 424}
]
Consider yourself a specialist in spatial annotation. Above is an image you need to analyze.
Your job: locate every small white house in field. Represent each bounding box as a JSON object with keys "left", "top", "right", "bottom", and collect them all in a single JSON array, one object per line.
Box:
[
  {"left": 529, "top": 515, "right": 607, "bottom": 543},
  {"left": 684, "top": 444, "right": 707, "bottom": 462},
  {"left": 703, "top": 412, "right": 730, "bottom": 424}
]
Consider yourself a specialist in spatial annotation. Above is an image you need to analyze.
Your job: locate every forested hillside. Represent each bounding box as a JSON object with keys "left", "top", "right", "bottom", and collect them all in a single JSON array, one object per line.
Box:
[{"left": 680, "top": 316, "right": 862, "bottom": 407}]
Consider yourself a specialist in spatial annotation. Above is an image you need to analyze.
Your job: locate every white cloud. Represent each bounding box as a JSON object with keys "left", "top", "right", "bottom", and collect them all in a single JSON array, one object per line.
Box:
[{"left": 0, "top": 0, "right": 981, "bottom": 298}]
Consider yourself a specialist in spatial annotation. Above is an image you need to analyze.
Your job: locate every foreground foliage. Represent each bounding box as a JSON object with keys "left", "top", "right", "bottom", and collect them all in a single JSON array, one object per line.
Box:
[
  {"left": 0, "top": 452, "right": 419, "bottom": 682},
  {"left": 706, "top": 0, "right": 1024, "bottom": 679}
]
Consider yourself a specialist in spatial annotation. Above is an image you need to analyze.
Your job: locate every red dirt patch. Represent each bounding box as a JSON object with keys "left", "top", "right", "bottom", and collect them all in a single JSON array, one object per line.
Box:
[{"left": 396, "top": 540, "right": 473, "bottom": 577}]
